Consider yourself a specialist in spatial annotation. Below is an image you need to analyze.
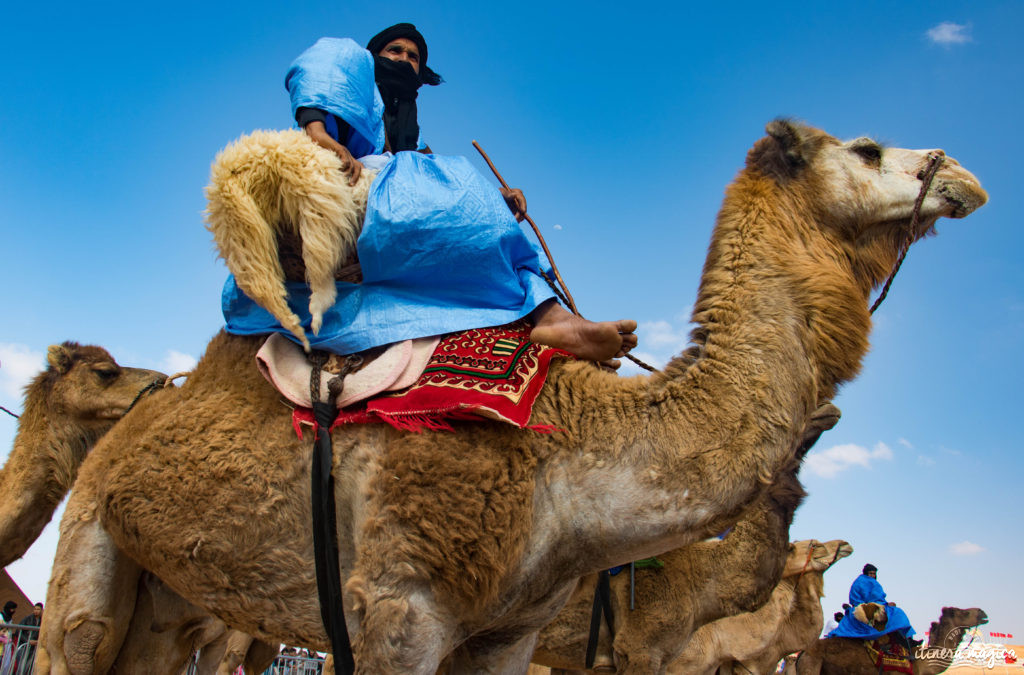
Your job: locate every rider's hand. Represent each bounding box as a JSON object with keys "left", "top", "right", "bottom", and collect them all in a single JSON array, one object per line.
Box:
[
  {"left": 500, "top": 187, "right": 527, "bottom": 222},
  {"left": 335, "top": 145, "right": 363, "bottom": 186},
  {"left": 303, "top": 121, "right": 363, "bottom": 187}
]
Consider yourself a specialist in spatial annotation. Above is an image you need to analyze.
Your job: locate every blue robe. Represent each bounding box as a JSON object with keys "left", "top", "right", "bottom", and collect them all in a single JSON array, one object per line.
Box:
[
  {"left": 222, "top": 38, "right": 555, "bottom": 354},
  {"left": 827, "top": 574, "right": 915, "bottom": 640}
]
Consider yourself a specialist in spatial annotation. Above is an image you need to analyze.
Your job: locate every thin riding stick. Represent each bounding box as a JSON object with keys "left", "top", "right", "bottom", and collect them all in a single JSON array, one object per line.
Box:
[
  {"left": 472, "top": 141, "right": 656, "bottom": 372},
  {"left": 472, "top": 140, "right": 579, "bottom": 314}
]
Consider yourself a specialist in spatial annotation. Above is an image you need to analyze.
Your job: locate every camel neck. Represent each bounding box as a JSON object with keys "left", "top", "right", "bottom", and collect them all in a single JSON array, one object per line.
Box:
[{"left": 0, "top": 392, "right": 98, "bottom": 566}]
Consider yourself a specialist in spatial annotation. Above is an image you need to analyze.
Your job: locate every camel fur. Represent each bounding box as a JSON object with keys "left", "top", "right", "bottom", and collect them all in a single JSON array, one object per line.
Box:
[
  {"left": 530, "top": 415, "right": 835, "bottom": 675},
  {"left": 36, "top": 121, "right": 987, "bottom": 674},
  {"left": 797, "top": 606, "right": 989, "bottom": 675},
  {"left": 0, "top": 342, "right": 165, "bottom": 567},
  {"left": 205, "top": 128, "right": 375, "bottom": 350},
  {"left": 664, "top": 539, "right": 852, "bottom": 674}
]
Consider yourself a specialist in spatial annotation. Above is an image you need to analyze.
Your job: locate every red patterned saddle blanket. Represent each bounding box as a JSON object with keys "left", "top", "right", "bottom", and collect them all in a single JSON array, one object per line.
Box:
[
  {"left": 868, "top": 639, "right": 913, "bottom": 674},
  {"left": 293, "top": 321, "right": 573, "bottom": 434}
]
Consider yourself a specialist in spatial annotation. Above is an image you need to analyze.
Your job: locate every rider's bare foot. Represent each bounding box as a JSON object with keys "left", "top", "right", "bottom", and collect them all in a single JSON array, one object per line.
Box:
[{"left": 529, "top": 299, "right": 637, "bottom": 364}]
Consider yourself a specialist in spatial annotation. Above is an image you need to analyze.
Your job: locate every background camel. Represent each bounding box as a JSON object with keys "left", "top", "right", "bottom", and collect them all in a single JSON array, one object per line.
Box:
[
  {"left": 37, "top": 121, "right": 986, "bottom": 674},
  {"left": 530, "top": 444, "right": 824, "bottom": 673},
  {"left": 664, "top": 538, "right": 852, "bottom": 674},
  {"left": 0, "top": 346, "right": 274, "bottom": 675},
  {"left": 110, "top": 573, "right": 278, "bottom": 675},
  {"left": 797, "top": 606, "right": 989, "bottom": 674},
  {"left": 0, "top": 341, "right": 165, "bottom": 567}
]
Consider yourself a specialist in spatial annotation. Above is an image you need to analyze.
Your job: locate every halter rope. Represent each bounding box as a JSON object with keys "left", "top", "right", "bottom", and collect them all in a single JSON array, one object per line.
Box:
[{"left": 869, "top": 153, "right": 946, "bottom": 314}]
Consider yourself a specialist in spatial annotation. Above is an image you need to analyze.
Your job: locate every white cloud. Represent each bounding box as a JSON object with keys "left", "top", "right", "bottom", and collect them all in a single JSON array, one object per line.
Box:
[
  {"left": 0, "top": 343, "right": 45, "bottom": 402},
  {"left": 950, "top": 540, "right": 985, "bottom": 556},
  {"left": 553, "top": 224, "right": 563, "bottom": 231},
  {"left": 927, "top": 22, "right": 971, "bottom": 46},
  {"left": 899, "top": 438, "right": 913, "bottom": 449},
  {"left": 805, "top": 442, "right": 893, "bottom": 478},
  {"left": 917, "top": 454, "right": 936, "bottom": 467},
  {"left": 160, "top": 350, "right": 198, "bottom": 375}
]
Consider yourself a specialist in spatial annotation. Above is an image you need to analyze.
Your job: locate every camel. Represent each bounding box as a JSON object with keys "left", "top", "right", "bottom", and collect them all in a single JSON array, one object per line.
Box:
[
  {"left": 110, "top": 573, "right": 278, "bottom": 675},
  {"left": 205, "top": 128, "right": 375, "bottom": 350},
  {"left": 796, "top": 606, "right": 989, "bottom": 674},
  {"left": 0, "top": 346, "right": 275, "bottom": 675},
  {"left": 35, "top": 120, "right": 986, "bottom": 674},
  {"left": 530, "top": 438, "right": 825, "bottom": 674},
  {"left": 0, "top": 342, "right": 165, "bottom": 567},
  {"left": 663, "top": 538, "right": 852, "bottom": 674}
]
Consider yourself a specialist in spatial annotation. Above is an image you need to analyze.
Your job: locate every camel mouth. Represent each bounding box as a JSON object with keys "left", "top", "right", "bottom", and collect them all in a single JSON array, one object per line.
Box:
[
  {"left": 96, "top": 408, "right": 128, "bottom": 420},
  {"left": 977, "top": 612, "right": 989, "bottom": 625},
  {"left": 936, "top": 178, "right": 988, "bottom": 219}
]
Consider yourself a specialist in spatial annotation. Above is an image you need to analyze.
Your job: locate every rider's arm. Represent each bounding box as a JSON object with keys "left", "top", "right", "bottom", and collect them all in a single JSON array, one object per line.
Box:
[{"left": 296, "top": 107, "right": 362, "bottom": 186}]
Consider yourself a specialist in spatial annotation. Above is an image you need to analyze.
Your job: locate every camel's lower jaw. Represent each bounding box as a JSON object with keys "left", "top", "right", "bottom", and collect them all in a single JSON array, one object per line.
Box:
[{"left": 938, "top": 182, "right": 988, "bottom": 218}]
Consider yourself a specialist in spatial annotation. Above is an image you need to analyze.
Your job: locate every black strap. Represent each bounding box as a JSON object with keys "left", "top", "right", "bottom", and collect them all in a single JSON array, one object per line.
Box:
[
  {"left": 311, "top": 400, "right": 355, "bottom": 674},
  {"left": 585, "top": 570, "right": 615, "bottom": 669}
]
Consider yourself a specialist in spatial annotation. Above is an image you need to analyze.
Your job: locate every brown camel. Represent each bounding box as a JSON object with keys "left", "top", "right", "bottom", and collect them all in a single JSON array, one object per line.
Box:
[
  {"left": 0, "top": 347, "right": 275, "bottom": 675},
  {"left": 530, "top": 439, "right": 826, "bottom": 674},
  {"left": 0, "top": 342, "right": 165, "bottom": 567},
  {"left": 36, "top": 121, "right": 987, "bottom": 674},
  {"left": 796, "top": 606, "right": 989, "bottom": 674},
  {"left": 664, "top": 538, "right": 852, "bottom": 674}
]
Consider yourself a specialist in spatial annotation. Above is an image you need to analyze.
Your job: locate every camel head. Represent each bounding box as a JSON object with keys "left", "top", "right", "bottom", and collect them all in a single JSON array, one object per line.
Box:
[
  {"left": 936, "top": 606, "right": 989, "bottom": 632},
  {"left": 853, "top": 602, "right": 888, "bottom": 630},
  {"left": 746, "top": 119, "right": 987, "bottom": 290},
  {"left": 782, "top": 539, "right": 853, "bottom": 577},
  {"left": 31, "top": 342, "right": 167, "bottom": 431}
]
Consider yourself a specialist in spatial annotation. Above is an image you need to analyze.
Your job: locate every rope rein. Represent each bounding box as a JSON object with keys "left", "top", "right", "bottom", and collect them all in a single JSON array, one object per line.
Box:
[
  {"left": 869, "top": 153, "right": 945, "bottom": 314},
  {"left": 1, "top": 405, "right": 18, "bottom": 419},
  {"left": 472, "top": 141, "right": 656, "bottom": 373}
]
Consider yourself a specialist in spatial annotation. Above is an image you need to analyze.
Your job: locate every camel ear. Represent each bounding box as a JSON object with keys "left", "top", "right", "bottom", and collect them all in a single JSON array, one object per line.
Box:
[
  {"left": 47, "top": 344, "right": 74, "bottom": 374},
  {"left": 748, "top": 119, "right": 819, "bottom": 179}
]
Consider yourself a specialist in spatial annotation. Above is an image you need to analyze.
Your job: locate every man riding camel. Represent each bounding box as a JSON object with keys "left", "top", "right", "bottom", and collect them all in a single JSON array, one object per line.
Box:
[
  {"left": 828, "top": 563, "right": 918, "bottom": 649},
  {"left": 221, "top": 23, "right": 637, "bottom": 367}
]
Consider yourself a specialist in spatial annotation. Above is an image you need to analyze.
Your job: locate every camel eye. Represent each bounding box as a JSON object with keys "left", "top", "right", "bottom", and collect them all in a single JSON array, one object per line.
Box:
[
  {"left": 93, "top": 367, "right": 119, "bottom": 382},
  {"left": 852, "top": 143, "right": 883, "bottom": 164}
]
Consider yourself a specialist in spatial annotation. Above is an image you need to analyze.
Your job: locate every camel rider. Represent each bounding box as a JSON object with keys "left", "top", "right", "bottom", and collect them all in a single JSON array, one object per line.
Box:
[
  {"left": 222, "top": 23, "right": 637, "bottom": 365},
  {"left": 829, "top": 563, "right": 917, "bottom": 647},
  {"left": 850, "top": 563, "right": 895, "bottom": 608}
]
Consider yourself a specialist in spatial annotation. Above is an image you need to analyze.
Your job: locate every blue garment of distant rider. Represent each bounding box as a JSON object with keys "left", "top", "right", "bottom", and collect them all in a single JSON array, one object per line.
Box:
[
  {"left": 827, "top": 573, "right": 916, "bottom": 640},
  {"left": 221, "top": 36, "right": 555, "bottom": 354}
]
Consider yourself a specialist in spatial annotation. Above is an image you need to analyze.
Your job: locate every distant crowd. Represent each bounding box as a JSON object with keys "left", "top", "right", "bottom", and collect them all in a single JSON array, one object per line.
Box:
[{"left": 0, "top": 601, "right": 43, "bottom": 675}]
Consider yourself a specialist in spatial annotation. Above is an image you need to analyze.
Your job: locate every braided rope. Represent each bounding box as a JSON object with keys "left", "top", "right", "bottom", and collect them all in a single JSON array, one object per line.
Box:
[{"left": 869, "top": 154, "right": 945, "bottom": 314}]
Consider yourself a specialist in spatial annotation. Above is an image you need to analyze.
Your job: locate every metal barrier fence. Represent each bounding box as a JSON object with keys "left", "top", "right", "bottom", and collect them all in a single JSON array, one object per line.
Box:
[
  {"left": 184, "top": 650, "right": 325, "bottom": 675},
  {"left": 1, "top": 623, "right": 324, "bottom": 675},
  {"left": 0, "top": 622, "right": 40, "bottom": 675}
]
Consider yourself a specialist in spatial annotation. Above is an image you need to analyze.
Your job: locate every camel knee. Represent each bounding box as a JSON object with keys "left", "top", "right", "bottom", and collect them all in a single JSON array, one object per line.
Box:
[{"left": 63, "top": 619, "right": 110, "bottom": 675}]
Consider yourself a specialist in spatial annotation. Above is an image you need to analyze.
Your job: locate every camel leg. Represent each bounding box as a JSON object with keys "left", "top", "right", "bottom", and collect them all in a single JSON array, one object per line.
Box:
[
  {"left": 38, "top": 512, "right": 140, "bottom": 675},
  {"left": 349, "top": 582, "right": 456, "bottom": 675},
  {"left": 214, "top": 631, "right": 253, "bottom": 675},
  {"left": 444, "top": 631, "right": 540, "bottom": 674}
]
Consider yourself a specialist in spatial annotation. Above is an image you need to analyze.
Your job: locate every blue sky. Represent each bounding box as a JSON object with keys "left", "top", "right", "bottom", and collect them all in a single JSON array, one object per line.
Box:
[{"left": 2, "top": 0, "right": 1022, "bottom": 642}]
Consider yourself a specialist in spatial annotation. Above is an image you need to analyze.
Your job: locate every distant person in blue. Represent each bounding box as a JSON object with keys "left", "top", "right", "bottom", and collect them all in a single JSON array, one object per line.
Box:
[
  {"left": 827, "top": 563, "right": 917, "bottom": 648},
  {"left": 223, "top": 23, "right": 637, "bottom": 365}
]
